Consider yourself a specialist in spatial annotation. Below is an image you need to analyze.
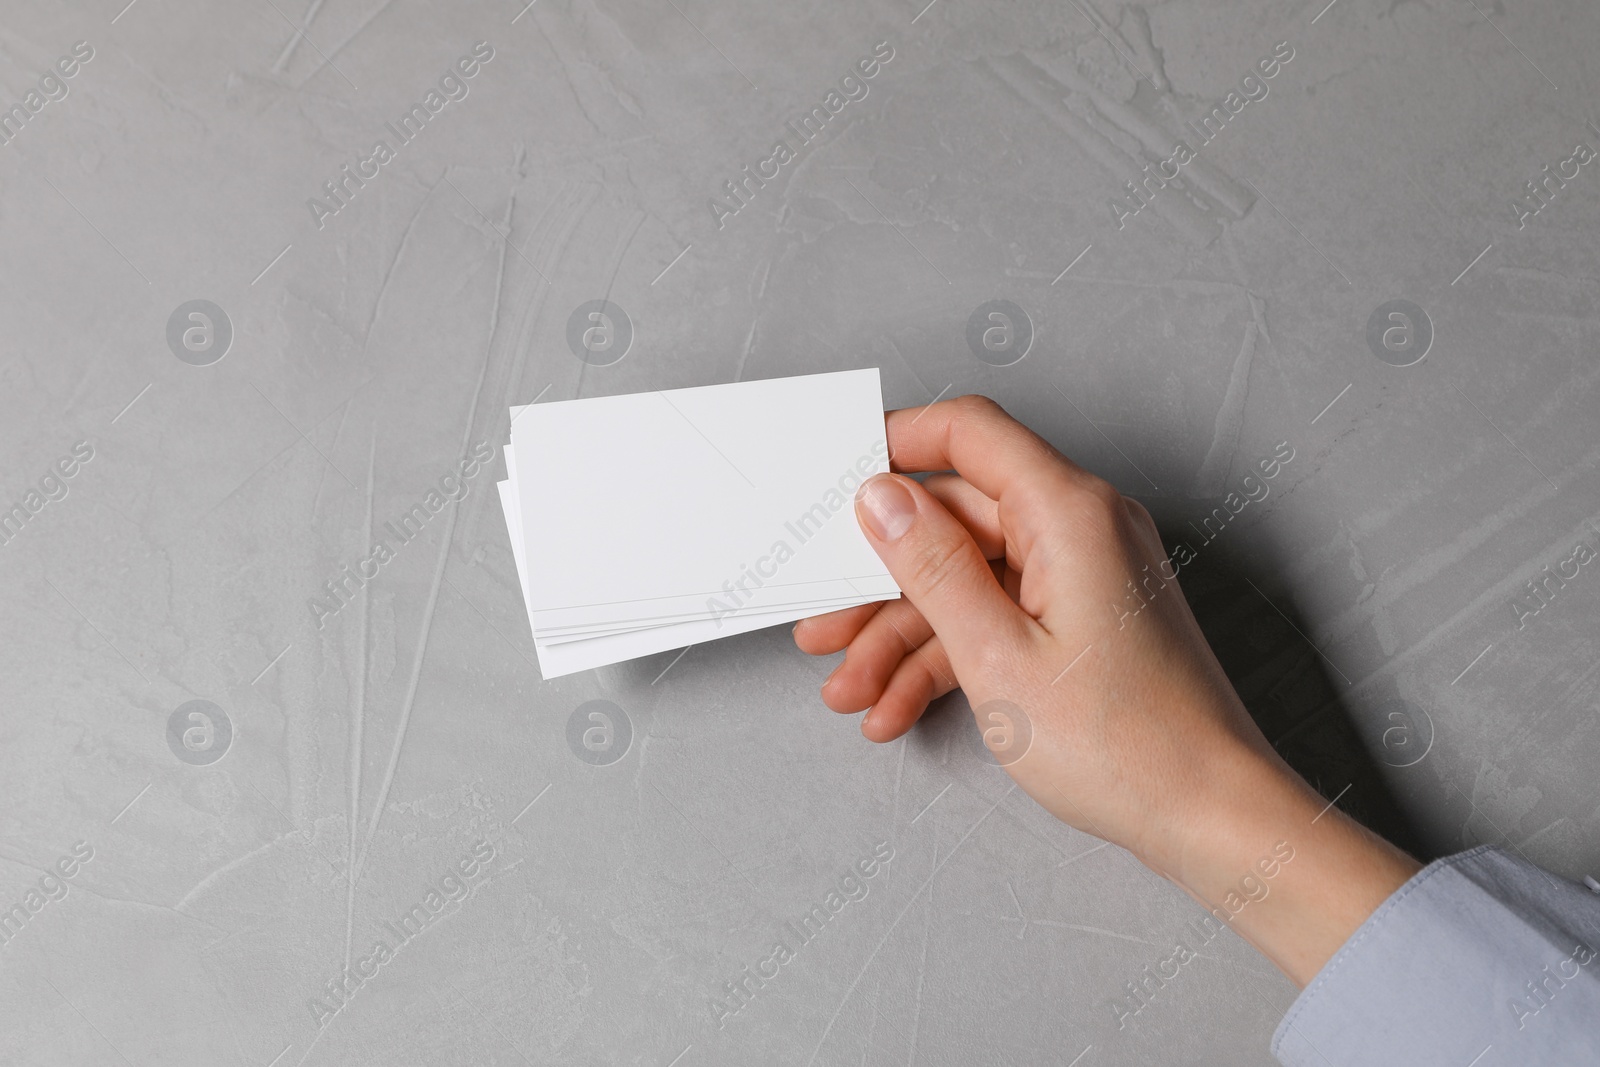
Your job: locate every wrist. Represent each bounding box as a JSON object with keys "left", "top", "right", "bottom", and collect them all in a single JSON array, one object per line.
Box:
[
  {"left": 1142, "top": 745, "right": 1422, "bottom": 986},
  {"left": 1128, "top": 737, "right": 1293, "bottom": 885}
]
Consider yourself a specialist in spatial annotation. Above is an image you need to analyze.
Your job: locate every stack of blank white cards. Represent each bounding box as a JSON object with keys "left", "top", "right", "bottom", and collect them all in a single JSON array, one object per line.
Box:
[{"left": 498, "top": 368, "right": 901, "bottom": 678}]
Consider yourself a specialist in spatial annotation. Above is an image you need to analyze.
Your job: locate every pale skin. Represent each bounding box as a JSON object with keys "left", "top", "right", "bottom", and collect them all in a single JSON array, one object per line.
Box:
[{"left": 794, "top": 395, "right": 1421, "bottom": 988}]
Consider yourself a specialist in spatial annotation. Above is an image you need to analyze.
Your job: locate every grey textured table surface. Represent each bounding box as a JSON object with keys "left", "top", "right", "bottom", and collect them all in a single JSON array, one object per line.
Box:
[{"left": 2, "top": 0, "right": 1597, "bottom": 1064}]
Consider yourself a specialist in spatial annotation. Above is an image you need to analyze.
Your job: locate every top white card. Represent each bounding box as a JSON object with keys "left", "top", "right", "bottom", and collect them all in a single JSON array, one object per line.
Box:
[{"left": 510, "top": 368, "right": 899, "bottom": 629}]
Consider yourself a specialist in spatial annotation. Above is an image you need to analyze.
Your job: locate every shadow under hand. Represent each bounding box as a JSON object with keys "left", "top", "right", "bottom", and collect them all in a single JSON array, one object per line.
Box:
[{"left": 1167, "top": 541, "right": 1435, "bottom": 863}]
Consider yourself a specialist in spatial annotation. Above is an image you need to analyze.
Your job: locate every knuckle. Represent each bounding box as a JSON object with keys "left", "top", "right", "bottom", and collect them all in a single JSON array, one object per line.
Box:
[
  {"left": 1073, "top": 475, "right": 1126, "bottom": 518},
  {"left": 902, "top": 536, "right": 983, "bottom": 602},
  {"left": 878, "top": 612, "right": 922, "bottom": 656},
  {"left": 910, "top": 642, "right": 957, "bottom": 692},
  {"left": 1122, "top": 496, "right": 1158, "bottom": 534},
  {"left": 949, "top": 393, "right": 1008, "bottom": 426},
  {"left": 1047, "top": 477, "right": 1135, "bottom": 562}
]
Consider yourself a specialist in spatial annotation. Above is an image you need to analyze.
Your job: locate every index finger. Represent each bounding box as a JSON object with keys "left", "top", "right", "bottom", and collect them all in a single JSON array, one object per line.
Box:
[
  {"left": 886, "top": 394, "right": 1086, "bottom": 499},
  {"left": 885, "top": 395, "right": 1113, "bottom": 576}
]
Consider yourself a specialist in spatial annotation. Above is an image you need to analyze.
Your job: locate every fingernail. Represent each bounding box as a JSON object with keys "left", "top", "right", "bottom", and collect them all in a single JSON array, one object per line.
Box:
[
  {"left": 856, "top": 475, "right": 915, "bottom": 541},
  {"left": 824, "top": 661, "right": 843, "bottom": 687}
]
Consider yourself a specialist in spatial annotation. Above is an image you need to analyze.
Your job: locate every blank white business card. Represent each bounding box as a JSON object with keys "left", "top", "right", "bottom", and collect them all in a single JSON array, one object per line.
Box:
[{"left": 499, "top": 369, "right": 899, "bottom": 678}]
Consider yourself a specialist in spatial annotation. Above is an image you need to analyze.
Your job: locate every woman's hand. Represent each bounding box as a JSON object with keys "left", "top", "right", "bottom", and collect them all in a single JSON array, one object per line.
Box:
[{"left": 794, "top": 395, "right": 1420, "bottom": 986}]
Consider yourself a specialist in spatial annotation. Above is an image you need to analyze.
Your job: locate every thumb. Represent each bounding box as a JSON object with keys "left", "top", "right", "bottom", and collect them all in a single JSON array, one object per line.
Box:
[{"left": 853, "top": 473, "right": 1034, "bottom": 677}]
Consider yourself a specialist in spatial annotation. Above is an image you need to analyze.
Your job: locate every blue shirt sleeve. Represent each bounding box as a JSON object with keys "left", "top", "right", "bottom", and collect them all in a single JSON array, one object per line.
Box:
[{"left": 1273, "top": 845, "right": 1600, "bottom": 1066}]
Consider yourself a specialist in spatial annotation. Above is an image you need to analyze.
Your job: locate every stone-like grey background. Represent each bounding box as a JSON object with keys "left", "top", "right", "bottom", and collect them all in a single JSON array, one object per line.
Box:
[{"left": 1, "top": 0, "right": 1596, "bottom": 1063}]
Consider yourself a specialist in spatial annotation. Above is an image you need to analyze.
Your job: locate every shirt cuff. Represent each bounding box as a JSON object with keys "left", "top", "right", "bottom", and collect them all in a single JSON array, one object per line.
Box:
[{"left": 1272, "top": 845, "right": 1600, "bottom": 1066}]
